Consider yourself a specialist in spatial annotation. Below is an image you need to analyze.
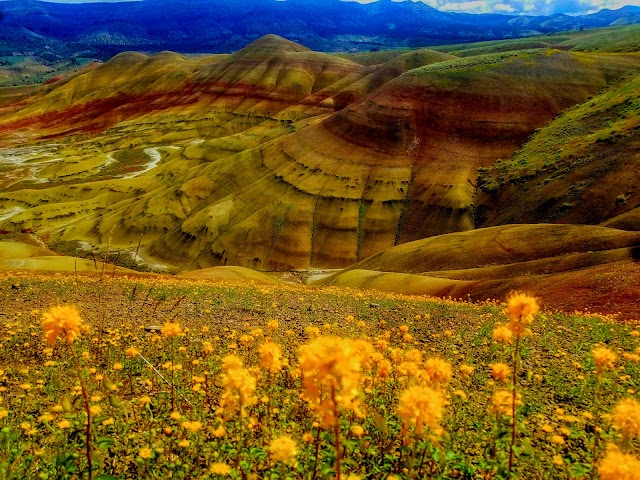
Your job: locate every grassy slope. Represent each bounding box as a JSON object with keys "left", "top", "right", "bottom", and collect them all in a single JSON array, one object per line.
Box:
[
  {"left": 337, "top": 48, "right": 457, "bottom": 66},
  {"left": 477, "top": 70, "right": 640, "bottom": 228},
  {"left": 432, "top": 24, "right": 640, "bottom": 57}
]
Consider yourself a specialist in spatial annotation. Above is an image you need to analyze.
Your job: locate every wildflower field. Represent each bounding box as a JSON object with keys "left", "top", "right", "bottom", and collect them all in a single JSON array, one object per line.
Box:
[{"left": 0, "top": 271, "right": 639, "bottom": 479}]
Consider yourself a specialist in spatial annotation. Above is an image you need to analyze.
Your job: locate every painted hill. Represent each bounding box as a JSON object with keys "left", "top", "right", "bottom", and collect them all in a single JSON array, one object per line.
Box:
[
  {"left": 1, "top": 33, "right": 640, "bottom": 315},
  {"left": 141, "top": 49, "right": 640, "bottom": 270},
  {"left": 477, "top": 70, "right": 640, "bottom": 229},
  {"left": 318, "top": 224, "right": 640, "bottom": 317},
  {"left": 2, "top": 38, "right": 640, "bottom": 273},
  {"left": 0, "top": 36, "right": 370, "bottom": 142}
]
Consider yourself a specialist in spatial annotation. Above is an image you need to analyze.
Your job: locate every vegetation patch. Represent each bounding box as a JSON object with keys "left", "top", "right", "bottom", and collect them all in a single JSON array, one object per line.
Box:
[{"left": 0, "top": 273, "right": 638, "bottom": 479}]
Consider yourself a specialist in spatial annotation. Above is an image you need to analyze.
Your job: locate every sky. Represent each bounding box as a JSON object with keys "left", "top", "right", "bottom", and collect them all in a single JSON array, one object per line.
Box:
[
  {"left": 36, "top": 0, "right": 640, "bottom": 15},
  {"left": 351, "top": 0, "right": 640, "bottom": 15}
]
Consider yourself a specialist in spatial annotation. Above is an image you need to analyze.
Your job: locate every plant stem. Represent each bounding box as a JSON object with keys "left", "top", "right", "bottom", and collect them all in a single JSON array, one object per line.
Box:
[
  {"left": 267, "top": 374, "right": 273, "bottom": 466},
  {"left": 331, "top": 386, "right": 342, "bottom": 480},
  {"left": 590, "top": 375, "right": 603, "bottom": 480},
  {"left": 417, "top": 440, "right": 430, "bottom": 477},
  {"left": 69, "top": 345, "right": 93, "bottom": 480},
  {"left": 236, "top": 412, "right": 247, "bottom": 479},
  {"left": 171, "top": 338, "right": 175, "bottom": 412},
  {"left": 311, "top": 426, "right": 321, "bottom": 480},
  {"left": 508, "top": 332, "right": 521, "bottom": 476}
]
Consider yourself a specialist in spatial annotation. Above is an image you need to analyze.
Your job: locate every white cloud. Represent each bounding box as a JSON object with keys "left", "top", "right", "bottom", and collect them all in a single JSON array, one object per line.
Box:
[
  {"left": 379, "top": 0, "right": 640, "bottom": 15},
  {"left": 495, "top": 2, "right": 517, "bottom": 11},
  {"left": 437, "top": 0, "right": 494, "bottom": 13}
]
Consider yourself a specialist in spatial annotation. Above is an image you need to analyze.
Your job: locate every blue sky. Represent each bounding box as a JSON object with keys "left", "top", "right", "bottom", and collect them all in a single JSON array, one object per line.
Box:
[{"left": 37, "top": 0, "right": 640, "bottom": 15}]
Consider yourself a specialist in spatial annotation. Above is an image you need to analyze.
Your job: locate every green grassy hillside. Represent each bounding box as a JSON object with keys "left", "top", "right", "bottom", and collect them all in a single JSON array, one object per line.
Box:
[
  {"left": 433, "top": 24, "right": 640, "bottom": 57},
  {"left": 477, "top": 71, "right": 640, "bottom": 228}
]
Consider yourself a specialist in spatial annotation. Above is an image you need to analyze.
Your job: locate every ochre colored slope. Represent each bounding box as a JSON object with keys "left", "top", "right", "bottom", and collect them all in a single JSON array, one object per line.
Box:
[
  {"left": 0, "top": 36, "right": 369, "bottom": 143},
  {"left": 325, "top": 224, "right": 640, "bottom": 274},
  {"left": 2, "top": 41, "right": 640, "bottom": 273},
  {"left": 146, "top": 49, "right": 640, "bottom": 269},
  {"left": 178, "top": 266, "right": 283, "bottom": 284},
  {"left": 0, "top": 236, "right": 137, "bottom": 274}
]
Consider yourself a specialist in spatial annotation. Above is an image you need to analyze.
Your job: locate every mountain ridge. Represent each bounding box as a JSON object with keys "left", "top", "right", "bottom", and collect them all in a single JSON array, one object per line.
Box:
[{"left": 1, "top": 0, "right": 640, "bottom": 61}]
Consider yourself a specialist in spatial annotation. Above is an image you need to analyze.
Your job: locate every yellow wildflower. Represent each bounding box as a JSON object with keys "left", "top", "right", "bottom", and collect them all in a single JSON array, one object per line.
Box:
[
  {"left": 305, "top": 326, "right": 320, "bottom": 338},
  {"left": 599, "top": 444, "right": 640, "bottom": 480},
  {"left": 125, "top": 347, "right": 139, "bottom": 358},
  {"left": 593, "top": 346, "right": 617, "bottom": 374},
  {"left": 219, "top": 355, "right": 257, "bottom": 419},
  {"left": 397, "top": 385, "right": 445, "bottom": 436},
  {"left": 298, "top": 336, "right": 371, "bottom": 428},
  {"left": 505, "top": 292, "right": 539, "bottom": 335},
  {"left": 423, "top": 358, "right": 452, "bottom": 387},
  {"left": 269, "top": 434, "right": 298, "bottom": 466},
  {"left": 453, "top": 390, "right": 467, "bottom": 400},
  {"left": 492, "top": 324, "right": 513, "bottom": 344},
  {"left": 161, "top": 322, "right": 183, "bottom": 337},
  {"left": 41, "top": 305, "right": 85, "bottom": 345},
  {"left": 138, "top": 447, "right": 153, "bottom": 459},
  {"left": 491, "top": 363, "right": 511, "bottom": 383},
  {"left": 491, "top": 390, "right": 522, "bottom": 417},
  {"left": 259, "top": 342, "right": 283, "bottom": 374},
  {"left": 210, "top": 462, "right": 232, "bottom": 476},
  {"left": 56, "top": 419, "right": 71, "bottom": 430},
  {"left": 180, "top": 420, "right": 203, "bottom": 434},
  {"left": 459, "top": 364, "right": 475, "bottom": 378},
  {"left": 610, "top": 398, "right": 640, "bottom": 440}
]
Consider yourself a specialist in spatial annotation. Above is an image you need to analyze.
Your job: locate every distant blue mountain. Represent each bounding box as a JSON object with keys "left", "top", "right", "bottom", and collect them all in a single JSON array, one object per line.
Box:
[{"left": 1, "top": 0, "right": 639, "bottom": 57}]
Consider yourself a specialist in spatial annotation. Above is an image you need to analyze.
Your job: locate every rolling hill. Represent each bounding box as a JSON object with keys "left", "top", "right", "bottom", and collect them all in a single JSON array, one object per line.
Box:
[
  {"left": 318, "top": 224, "right": 640, "bottom": 317},
  {"left": 1, "top": 32, "right": 640, "bottom": 315},
  {"left": 477, "top": 69, "right": 640, "bottom": 229}
]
